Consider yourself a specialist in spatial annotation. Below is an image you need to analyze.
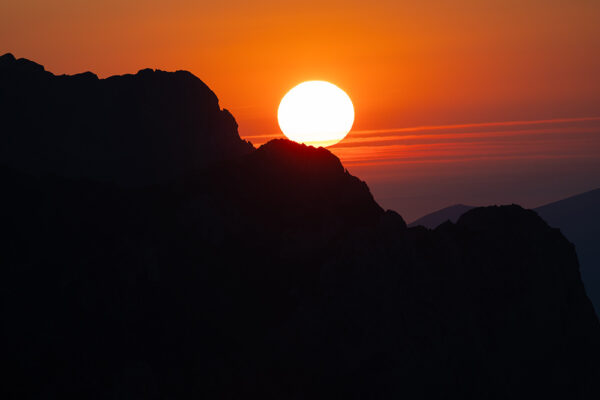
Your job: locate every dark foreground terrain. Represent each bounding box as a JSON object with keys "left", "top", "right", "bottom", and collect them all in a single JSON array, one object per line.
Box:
[{"left": 2, "top": 54, "right": 599, "bottom": 399}]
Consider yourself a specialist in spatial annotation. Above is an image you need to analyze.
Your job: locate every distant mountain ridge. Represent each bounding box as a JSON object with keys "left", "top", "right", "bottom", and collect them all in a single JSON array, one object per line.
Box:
[
  {"left": 408, "top": 204, "right": 475, "bottom": 228},
  {"left": 2, "top": 55, "right": 599, "bottom": 399}
]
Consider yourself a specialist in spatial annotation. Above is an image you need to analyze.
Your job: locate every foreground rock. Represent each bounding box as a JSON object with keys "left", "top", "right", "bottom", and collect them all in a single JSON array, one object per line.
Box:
[{"left": 1, "top": 56, "right": 599, "bottom": 399}]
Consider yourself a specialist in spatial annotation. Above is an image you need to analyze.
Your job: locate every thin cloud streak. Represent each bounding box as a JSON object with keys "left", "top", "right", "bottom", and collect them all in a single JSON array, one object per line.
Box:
[
  {"left": 349, "top": 116, "right": 600, "bottom": 136},
  {"left": 335, "top": 126, "right": 600, "bottom": 148},
  {"left": 243, "top": 116, "right": 600, "bottom": 148},
  {"left": 334, "top": 131, "right": 600, "bottom": 165},
  {"left": 344, "top": 153, "right": 597, "bottom": 168}
]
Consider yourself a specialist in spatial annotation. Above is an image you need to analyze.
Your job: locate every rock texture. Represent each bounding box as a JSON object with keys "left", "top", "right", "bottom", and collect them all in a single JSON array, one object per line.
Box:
[{"left": 1, "top": 55, "right": 599, "bottom": 399}]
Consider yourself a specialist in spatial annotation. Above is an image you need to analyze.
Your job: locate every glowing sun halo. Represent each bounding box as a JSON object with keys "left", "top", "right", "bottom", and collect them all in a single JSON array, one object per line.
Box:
[{"left": 278, "top": 81, "right": 354, "bottom": 147}]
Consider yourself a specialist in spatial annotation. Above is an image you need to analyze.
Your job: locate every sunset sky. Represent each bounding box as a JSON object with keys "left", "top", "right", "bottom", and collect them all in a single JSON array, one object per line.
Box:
[{"left": 2, "top": 0, "right": 600, "bottom": 220}]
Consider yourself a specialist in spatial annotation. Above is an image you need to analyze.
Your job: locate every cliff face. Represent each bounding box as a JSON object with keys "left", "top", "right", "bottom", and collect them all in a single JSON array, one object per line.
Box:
[
  {"left": 535, "top": 189, "right": 600, "bottom": 315},
  {"left": 0, "top": 53, "right": 253, "bottom": 184},
  {"left": 1, "top": 56, "right": 599, "bottom": 399}
]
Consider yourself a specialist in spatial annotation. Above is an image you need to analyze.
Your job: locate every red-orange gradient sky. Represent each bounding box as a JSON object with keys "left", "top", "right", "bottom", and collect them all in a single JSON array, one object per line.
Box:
[{"left": 2, "top": 0, "right": 600, "bottom": 220}]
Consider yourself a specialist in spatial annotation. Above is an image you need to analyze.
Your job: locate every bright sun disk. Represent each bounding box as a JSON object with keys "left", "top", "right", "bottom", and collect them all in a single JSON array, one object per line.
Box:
[{"left": 278, "top": 81, "right": 354, "bottom": 147}]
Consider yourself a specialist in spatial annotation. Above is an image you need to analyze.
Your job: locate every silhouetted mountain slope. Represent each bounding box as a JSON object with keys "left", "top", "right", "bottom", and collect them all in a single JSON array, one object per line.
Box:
[
  {"left": 410, "top": 190, "right": 600, "bottom": 316},
  {"left": 408, "top": 203, "right": 474, "bottom": 228},
  {"left": 0, "top": 53, "right": 253, "bottom": 184},
  {"left": 535, "top": 189, "right": 600, "bottom": 314},
  {"left": 1, "top": 56, "right": 599, "bottom": 399}
]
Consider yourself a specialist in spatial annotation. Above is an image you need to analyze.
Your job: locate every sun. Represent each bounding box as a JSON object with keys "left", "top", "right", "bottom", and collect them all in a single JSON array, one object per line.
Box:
[{"left": 278, "top": 81, "right": 354, "bottom": 147}]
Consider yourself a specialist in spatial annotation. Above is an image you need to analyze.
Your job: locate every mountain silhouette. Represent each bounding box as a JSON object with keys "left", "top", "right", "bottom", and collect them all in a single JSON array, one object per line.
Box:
[
  {"left": 0, "top": 53, "right": 253, "bottom": 185},
  {"left": 2, "top": 55, "right": 599, "bottom": 399},
  {"left": 411, "top": 190, "right": 600, "bottom": 316},
  {"left": 408, "top": 203, "right": 475, "bottom": 228},
  {"left": 536, "top": 189, "right": 600, "bottom": 314}
]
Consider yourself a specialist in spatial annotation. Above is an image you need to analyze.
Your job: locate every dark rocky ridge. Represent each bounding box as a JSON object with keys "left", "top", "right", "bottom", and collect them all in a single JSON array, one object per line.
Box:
[
  {"left": 0, "top": 53, "right": 253, "bottom": 184},
  {"left": 410, "top": 190, "right": 600, "bottom": 316},
  {"left": 1, "top": 55, "right": 599, "bottom": 399},
  {"left": 535, "top": 189, "right": 600, "bottom": 314}
]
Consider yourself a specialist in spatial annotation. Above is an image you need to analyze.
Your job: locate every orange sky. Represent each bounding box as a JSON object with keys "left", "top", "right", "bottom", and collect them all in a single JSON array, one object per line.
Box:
[{"left": 2, "top": 0, "right": 600, "bottom": 220}]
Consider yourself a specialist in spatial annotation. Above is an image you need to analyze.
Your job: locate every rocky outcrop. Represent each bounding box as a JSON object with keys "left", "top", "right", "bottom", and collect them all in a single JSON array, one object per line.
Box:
[
  {"left": 535, "top": 189, "right": 600, "bottom": 315},
  {"left": 0, "top": 53, "right": 253, "bottom": 185}
]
